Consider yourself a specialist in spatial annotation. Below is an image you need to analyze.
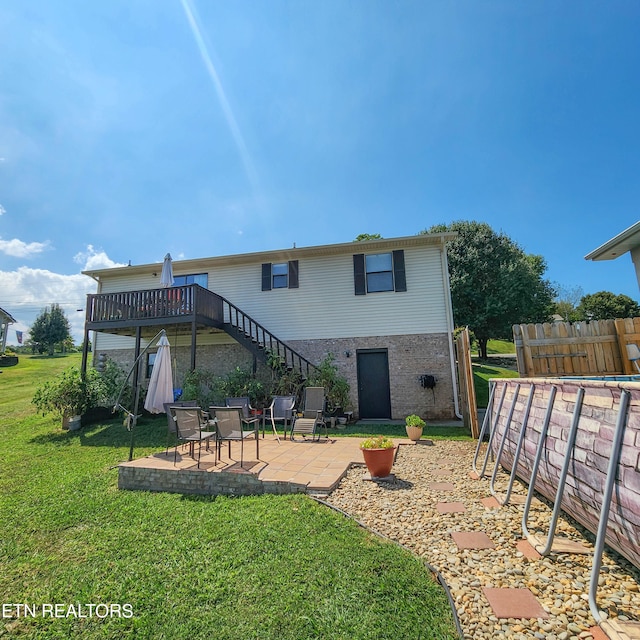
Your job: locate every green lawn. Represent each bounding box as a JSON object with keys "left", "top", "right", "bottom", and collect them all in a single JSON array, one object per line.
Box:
[
  {"left": 0, "top": 354, "right": 458, "bottom": 639},
  {"left": 470, "top": 338, "right": 516, "bottom": 355},
  {"left": 473, "top": 363, "right": 520, "bottom": 408}
]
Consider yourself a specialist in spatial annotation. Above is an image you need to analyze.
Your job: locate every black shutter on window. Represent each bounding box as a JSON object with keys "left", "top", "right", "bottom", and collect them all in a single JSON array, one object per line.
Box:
[
  {"left": 393, "top": 250, "right": 407, "bottom": 292},
  {"left": 261, "top": 263, "right": 272, "bottom": 291},
  {"left": 353, "top": 254, "right": 366, "bottom": 295},
  {"left": 288, "top": 260, "right": 299, "bottom": 288}
]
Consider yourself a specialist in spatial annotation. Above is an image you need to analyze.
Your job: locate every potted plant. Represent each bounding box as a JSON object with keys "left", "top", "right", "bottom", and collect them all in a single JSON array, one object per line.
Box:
[
  {"left": 405, "top": 414, "right": 426, "bottom": 441},
  {"left": 32, "top": 366, "right": 106, "bottom": 430},
  {"left": 360, "top": 435, "right": 396, "bottom": 478}
]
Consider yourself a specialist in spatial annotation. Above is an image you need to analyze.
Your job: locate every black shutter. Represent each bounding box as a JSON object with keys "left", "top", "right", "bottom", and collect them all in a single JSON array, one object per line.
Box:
[
  {"left": 261, "top": 263, "right": 272, "bottom": 291},
  {"left": 393, "top": 250, "right": 406, "bottom": 292},
  {"left": 288, "top": 260, "right": 299, "bottom": 288},
  {"left": 353, "top": 254, "right": 366, "bottom": 295}
]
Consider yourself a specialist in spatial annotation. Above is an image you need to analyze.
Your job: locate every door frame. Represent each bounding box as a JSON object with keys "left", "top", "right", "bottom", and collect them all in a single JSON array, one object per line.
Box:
[{"left": 356, "top": 348, "right": 392, "bottom": 419}]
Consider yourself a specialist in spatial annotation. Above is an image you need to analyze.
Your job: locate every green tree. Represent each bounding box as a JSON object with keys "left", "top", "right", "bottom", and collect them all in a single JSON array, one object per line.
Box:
[
  {"left": 554, "top": 284, "right": 584, "bottom": 322},
  {"left": 354, "top": 233, "right": 382, "bottom": 241},
  {"left": 30, "top": 304, "right": 71, "bottom": 356},
  {"left": 424, "top": 221, "right": 556, "bottom": 359},
  {"left": 576, "top": 291, "right": 640, "bottom": 320}
]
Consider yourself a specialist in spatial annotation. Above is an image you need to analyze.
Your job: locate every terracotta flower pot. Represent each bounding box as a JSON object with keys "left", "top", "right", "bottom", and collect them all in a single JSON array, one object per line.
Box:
[
  {"left": 406, "top": 425, "right": 423, "bottom": 441},
  {"left": 361, "top": 446, "right": 396, "bottom": 478}
]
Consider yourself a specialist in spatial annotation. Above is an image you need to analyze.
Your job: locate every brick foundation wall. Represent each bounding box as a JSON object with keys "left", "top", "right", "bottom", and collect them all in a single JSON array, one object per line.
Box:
[
  {"left": 97, "top": 332, "right": 457, "bottom": 421},
  {"left": 490, "top": 378, "right": 640, "bottom": 569},
  {"left": 287, "top": 333, "right": 455, "bottom": 421},
  {"left": 118, "top": 465, "right": 307, "bottom": 496}
]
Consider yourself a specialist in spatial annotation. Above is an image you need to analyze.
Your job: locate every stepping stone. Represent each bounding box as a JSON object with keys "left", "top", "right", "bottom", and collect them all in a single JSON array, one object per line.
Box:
[
  {"left": 599, "top": 619, "right": 640, "bottom": 640},
  {"left": 436, "top": 502, "right": 466, "bottom": 514},
  {"left": 432, "top": 469, "right": 452, "bottom": 476},
  {"left": 516, "top": 539, "right": 542, "bottom": 560},
  {"left": 494, "top": 493, "right": 539, "bottom": 506},
  {"left": 528, "top": 534, "right": 591, "bottom": 555},
  {"left": 482, "top": 587, "right": 549, "bottom": 619},
  {"left": 451, "top": 531, "right": 494, "bottom": 550},
  {"left": 363, "top": 473, "right": 396, "bottom": 482},
  {"left": 468, "top": 471, "right": 481, "bottom": 480},
  {"left": 589, "top": 626, "right": 612, "bottom": 640},
  {"left": 481, "top": 496, "right": 501, "bottom": 509},
  {"left": 428, "top": 482, "right": 455, "bottom": 491}
]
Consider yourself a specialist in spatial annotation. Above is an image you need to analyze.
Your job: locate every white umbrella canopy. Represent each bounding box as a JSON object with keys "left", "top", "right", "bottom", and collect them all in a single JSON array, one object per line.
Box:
[
  {"left": 160, "top": 253, "right": 174, "bottom": 288},
  {"left": 144, "top": 334, "right": 174, "bottom": 414}
]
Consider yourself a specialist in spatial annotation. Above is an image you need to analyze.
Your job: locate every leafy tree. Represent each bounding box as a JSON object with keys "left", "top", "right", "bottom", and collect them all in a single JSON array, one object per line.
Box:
[
  {"left": 30, "top": 304, "right": 71, "bottom": 356},
  {"left": 424, "top": 221, "right": 556, "bottom": 359},
  {"left": 554, "top": 284, "right": 584, "bottom": 322},
  {"left": 576, "top": 291, "right": 640, "bottom": 320},
  {"left": 354, "top": 233, "right": 382, "bottom": 241}
]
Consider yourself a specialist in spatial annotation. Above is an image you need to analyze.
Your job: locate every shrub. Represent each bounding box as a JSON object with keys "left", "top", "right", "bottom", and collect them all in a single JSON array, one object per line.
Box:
[{"left": 32, "top": 366, "right": 107, "bottom": 420}]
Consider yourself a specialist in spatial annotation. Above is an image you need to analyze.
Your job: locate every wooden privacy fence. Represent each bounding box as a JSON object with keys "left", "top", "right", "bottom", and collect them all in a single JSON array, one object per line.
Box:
[
  {"left": 513, "top": 317, "right": 640, "bottom": 378},
  {"left": 455, "top": 327, "right": 480, "bottom": 438}
]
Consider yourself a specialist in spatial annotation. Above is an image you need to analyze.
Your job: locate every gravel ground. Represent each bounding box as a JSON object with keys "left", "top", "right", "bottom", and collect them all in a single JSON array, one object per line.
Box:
[{"left": 325, "top": 440, "right": 640, "bottom": 640}]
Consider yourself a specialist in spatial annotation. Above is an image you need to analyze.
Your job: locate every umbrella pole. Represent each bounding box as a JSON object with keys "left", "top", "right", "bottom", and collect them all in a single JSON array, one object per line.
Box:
[
  {"left": 129, "top": 381, "right": 142, "bottom": 461},
  {"left": 111, "top": 328, "right": 166, "bottom": 462}
]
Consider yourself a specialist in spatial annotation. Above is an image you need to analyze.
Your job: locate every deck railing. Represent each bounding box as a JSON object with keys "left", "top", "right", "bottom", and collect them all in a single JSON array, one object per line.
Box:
[
  {"left": 87, "top": 285, "right": 222, "bottom": 324},
  {"left": 220, "top": 296, "right": 317, "bottom": 378},
  {"left": 86, "top": 285, "right": 316, "bottom": 377}
]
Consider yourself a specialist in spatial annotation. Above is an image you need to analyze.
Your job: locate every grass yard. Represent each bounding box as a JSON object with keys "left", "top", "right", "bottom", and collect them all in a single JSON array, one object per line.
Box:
[
  {"left": 0, "top": 354, "right": 459, "bottom": 639},
  {"left": 473, "top": 363, "right": 520, "bottom": 408}
]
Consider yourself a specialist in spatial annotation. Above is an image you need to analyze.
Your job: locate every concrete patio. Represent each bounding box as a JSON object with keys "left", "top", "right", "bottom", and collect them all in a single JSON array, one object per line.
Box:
[{"left": 118, "top": 433, "right": 415, "bottom": 496}]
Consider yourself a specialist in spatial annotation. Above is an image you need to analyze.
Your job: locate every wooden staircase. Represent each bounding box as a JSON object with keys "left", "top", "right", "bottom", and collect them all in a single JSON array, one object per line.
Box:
[{"left": 219, "top": 296, "right": 317, "bottom": 379}]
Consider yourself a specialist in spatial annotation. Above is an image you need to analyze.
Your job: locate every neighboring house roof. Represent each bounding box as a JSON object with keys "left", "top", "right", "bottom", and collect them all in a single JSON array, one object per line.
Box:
[
  {"left": 0, "top": 306, "right": 16, "bottom": 324},
  {"left": 584, "top": 221, "right": 640, "bottom": 261},
  {"left": 82, "top": 233, "right": 457, "bottom": 280}
]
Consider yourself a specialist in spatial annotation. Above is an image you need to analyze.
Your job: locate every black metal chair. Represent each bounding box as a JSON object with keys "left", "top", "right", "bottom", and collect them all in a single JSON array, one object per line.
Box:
[
  {"left": 164, "top": 401, "right": 198, "bottom": 455},
  {"left": 262, "top": 395, "right": 295, "bottom": 441},
  {"left": 171, "top": 406, "right": 216, "bottom": 468},
  {"left": 209, "top": 406, "right": 259, "bottom": 468}
]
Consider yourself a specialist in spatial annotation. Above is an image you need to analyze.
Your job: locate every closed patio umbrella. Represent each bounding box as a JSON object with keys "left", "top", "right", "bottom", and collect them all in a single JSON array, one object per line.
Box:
[
  {"left": 160, "top": 253, "right": 174, "bottom": 288},
  {"left": 144, "top": 334, "right": 174, "bottom": 414}
]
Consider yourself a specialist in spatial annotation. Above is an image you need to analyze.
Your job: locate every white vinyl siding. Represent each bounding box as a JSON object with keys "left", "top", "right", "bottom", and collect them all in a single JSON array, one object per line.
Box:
[{"left": 204, "top": 245, "right": 449, "bottom": 340}]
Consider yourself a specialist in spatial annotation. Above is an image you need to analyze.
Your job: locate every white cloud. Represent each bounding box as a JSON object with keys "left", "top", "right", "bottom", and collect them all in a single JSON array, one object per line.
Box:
[
  {"left": 2, "top": 246, "right": 126, "bottom": 345},
  {"left": 74, "top": 244, "right": 127, "bottom": 270},
  {"left": 0, "top": 204, "right": 5, "bottom": 215},
  {"left": 0, "top": 237, "right": 49, "bottom": 258}
]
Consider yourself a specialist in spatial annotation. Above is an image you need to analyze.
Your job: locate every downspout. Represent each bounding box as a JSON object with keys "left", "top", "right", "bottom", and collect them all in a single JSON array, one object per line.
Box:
[{"left": 441, "top": 242, "right": 463, "bottom": 420}]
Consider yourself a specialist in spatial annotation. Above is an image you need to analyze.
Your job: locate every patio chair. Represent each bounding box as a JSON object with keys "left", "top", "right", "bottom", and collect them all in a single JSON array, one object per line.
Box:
[
  {"left": 164, "top": 401, "right": 198, "bottom": 455},
  {"left": 262, "top": 395, "right": 296, "bottom": 441},
  {"left": 290, "top": 386, "right": 328, "bottom": 441},
  {"left": 209, "top": 406, "right": 259, "bottom": 468},
  {"left": 225, "top": 396, "right": 262, "bottom": 424},
  {"left": 171, "top": 406, "right": 216, "bottom": 468}
]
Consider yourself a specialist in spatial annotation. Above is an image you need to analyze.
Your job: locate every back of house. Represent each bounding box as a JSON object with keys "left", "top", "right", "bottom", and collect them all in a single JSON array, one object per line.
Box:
[{"left": 82, "top": 233, "right": 460, "bottom": 421}]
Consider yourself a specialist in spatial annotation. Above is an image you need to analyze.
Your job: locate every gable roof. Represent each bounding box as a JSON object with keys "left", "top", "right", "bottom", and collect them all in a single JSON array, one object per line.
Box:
[
  {"left": 585, "top": 221, "right": 640, "bottom": 261},
  {"left": 82, "top": 232, "right": 457, "bottom": 281},
  {"left": 0, "top": 307, "right": 16, "bottom": 323}
]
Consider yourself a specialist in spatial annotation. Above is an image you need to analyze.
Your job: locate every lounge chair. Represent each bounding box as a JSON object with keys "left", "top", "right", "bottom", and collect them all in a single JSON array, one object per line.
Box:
[
  {"left": 171, "top": 406, "right": 216, "bottom": 468},
  {"left": 290, "top": 386, "right": 327, "bottom": 441},
  {"left": 262, "top": 395, "right": 295, "bottom": 441},
  {"left": 208, "top": 406, "right": 259, "bottom": 468}
]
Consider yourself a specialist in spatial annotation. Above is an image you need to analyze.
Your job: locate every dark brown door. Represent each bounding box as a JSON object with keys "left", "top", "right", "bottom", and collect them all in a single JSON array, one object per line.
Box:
[{"left": 357, "top": 349, "right": 391, "bottom": 419}]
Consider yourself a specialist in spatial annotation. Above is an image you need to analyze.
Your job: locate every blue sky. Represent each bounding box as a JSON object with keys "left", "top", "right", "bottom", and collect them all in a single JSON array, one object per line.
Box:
[{"left": 1, "top": 0, "right": 639, "bottom": 344}]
